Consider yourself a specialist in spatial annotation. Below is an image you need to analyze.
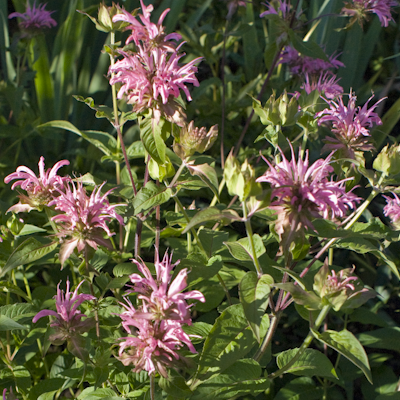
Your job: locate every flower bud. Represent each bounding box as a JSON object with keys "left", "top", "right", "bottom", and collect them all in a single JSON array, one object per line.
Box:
[
  {"left": 80, "top": 3, "right": 129, "bottom": 33},
  {"left": 173, "top": 121, "right": 218, "bottom": 159}
]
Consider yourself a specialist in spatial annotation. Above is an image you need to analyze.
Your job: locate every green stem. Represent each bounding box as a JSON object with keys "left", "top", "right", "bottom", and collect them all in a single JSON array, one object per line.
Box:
[
  {"left": 269, "top": 305, "right": 331, "bottom": 379},
  {"left": 150, "top": 373, "right": 155, "bottom": 400},
  {"left": 242, "top": 202, "right": 263, "bottom": 277},
  {"left": 254, "top": 313, "right": 280, "bottom": 362},
  {"left": 168, "top": 161, "right": 186, "bottom": 188}
]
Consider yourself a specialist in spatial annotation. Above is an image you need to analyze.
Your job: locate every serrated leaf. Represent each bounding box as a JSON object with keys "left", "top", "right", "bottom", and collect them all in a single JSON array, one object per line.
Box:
[
  {"left": 276, "top": 348, "right": 338, "bottom": 379},
  {"left": 197, "top": 303, "right": 256, "bottom": 379},
  {"left": 1, "top": 238, "right": 58, "bottom": 278},
  {"left": 113, "top": 263, "right": 139, "bottom": 277},
  {"left": 0, "top": 315, "right": 27, "bottom": 331},
  {"left": 159, "top": 370, "right": 192, "bottom": 397},
  {"left": 187, "top": 163, "right": 219, "bottom": 198},
  {"left": 224, "top": 234, "right": 266, "bottom": 263},
  {"left": 0, "top": 304, "right": 35, "bottom": 320},
  {"left": 198, "top": 229, "right": 229, "bottom": 258},
  {"left": 126, "top": 141, "right": 146, "bottom": 159},
  {"left": 73, "top": 95, "right": 115, "bottom": 121},
  {"left": 182, "top": 207, "right": 241, "bottom": 233},
  {"left": 312, "top": 328, "right": 372, "bottom": 383},
  {"left": 131, "top": 182, "right": 172, "bottom": 214},
  {"left": 358, "top": 327, "right": 400, "bottom": 352},
  {"left": 139, "top": 113, "right": 166, "bottom": 164},
  {"left": 239, "top": 272, "right": 273, "bottom": 342}
]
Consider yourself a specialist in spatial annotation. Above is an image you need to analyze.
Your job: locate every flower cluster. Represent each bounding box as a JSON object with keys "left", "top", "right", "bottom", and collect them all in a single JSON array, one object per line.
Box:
[
  {"left": 316, "top": 91, "right": 384, "bottom": 159},
  {"left": 256, "top": 142, "right": 360, "bottom": 241},
  {"left": 301, "top": 72, "right": 343, "bottom": 100},
  {"left": 118, "top": 250, "right": 205, "bottom": 377},
  {"left": 9, "top": 1, "right": 56, "bottom": 36},
  {"left": 33, "top": 279, "right": 95, "bottom": 344},
  {"left": 109, "top": 1, "right": 202, "bottom": 125},
  {"left": 260, "top": 0, "right": 292, "bottom": 18},
  {"left": 383, "top": 193, "right": 400, "bottom": 229},
  {"left": 342, "top": 0, "right": 398, "bottom": 27},
  {"left": 4, "top": 158, "right": 124, "bottom": 266}
]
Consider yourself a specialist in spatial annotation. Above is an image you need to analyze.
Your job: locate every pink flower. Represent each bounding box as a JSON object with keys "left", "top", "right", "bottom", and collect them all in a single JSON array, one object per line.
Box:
[
  {"left": 112, "top": 0, "right": 181, "bottom": 51},
  {"left": 342, "top": 0, "right": 398, "bottom": 27},
  {"left": 109, "top": 46, "right": 201, "bottom": 122},
  {"left": 9, "top": 1, "right": 56, "bottom": 34},
  {"left": 49, "top": 181, "right": 124, "bottom": 266},
  {"left": 127, "top": 250, "right": 205, "bottom": 322},
  {"left": 225, "top": 0, "right": 247, "bottom": 20},
  {"left": 118, "top": 301, "right": 197, "bottom": 377},
  {"left": 316, "top": 91, "right": 384, "bottom": 158},
  {"left": 325, "top": 269, "right": 358, "bottom": 293},
  {"left": 383, "top": 193, "right": 400, "bottom": 227},
  {"left": 280, "top": 46, "right": 344, "bottom": 76},
  {"left": 256, "top": 142, "right": 360, "bottom": 238},
  {"left": 4, "top": 156, "right": 70, "bottom": 213},
  {"left": 33, "top": 279, "right": 95, "bottom": 344},
  {"left": 301, "top": 72, "right": 343, "bottom": 99},
  {"left": 2, "top": 388, "right": 18, "bottom": 400},
  {"left": 260, "top": 0, "right": 291, "bottom": 18}
]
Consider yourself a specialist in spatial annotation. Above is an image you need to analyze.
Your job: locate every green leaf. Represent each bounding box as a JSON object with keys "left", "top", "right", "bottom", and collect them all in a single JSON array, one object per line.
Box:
[
  {"left": 139, "top": 113, "right": 166, "bottom": 165},
  {"left": 0, "top": 303, "right": 35, "bottom": 320},
  {"left": 187, "top": 163, "right": 219, "bottom": 198},
  {"left": 1, "top": 238, "right": 58, "bottom": 278},
  {"left": 276, "top": 348, "right": 338, "bottom": 379},
  {"left": 28, "top": 378, "right": 66, "bottom": 400},
  {"left": 224, "top": 234, "right": 266, "bottom": 263},
  {"left": 197, "top": 303, "right": 256, "bottom": 379},
  {"left": 113, "top": 263, "right": 139, "bottom": 277},
  {"left": 39, "top": 120, "right": 116, "bottom": 156},
  {"left": 159, "top": 370, "right": 192, "bottom": 397},
  {"left": 239, "top": 272, "right": 273, "bottom": 342},
  {"left": 274, "top": 283, "right": 321, "bottom": 310},
  {"left": 0, "top": 314, "right": 27, "bottom": 331},
  {"left": 274, "top": 377, "right": 323, "bottom": 400},
  {"left": 73, "top": 95, "right": 115, "bottom": 121},
  {"left": 312, "top": 329, "right": 372, "bottom": 383},
  {"left": 358, "top": 327, "right": 400, "bottom": 352},
  {"left": 131, "top": 182, "right": 172, "bottom": 214},
  {"left": 18, "top": 224, "right": 47, "bottom": 236},
  {"left": 289, "top": 31, "right": 328, "bottom": 60},
  {"left": 183, "top": 207, "right": 241, "bottom": 233},
  {"left": 375, "top": 394, "right": 400, "bottom": 400},
  {"left": 198, "top": 229, "right": 229, "bottom": 258},
  {"left": 126, "top": 141, "right": 146, "bottom": 159}
]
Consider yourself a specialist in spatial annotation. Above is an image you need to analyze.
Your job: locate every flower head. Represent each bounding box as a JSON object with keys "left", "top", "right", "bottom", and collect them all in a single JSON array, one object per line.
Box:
[
  {"left": 301, "top": 72, "right": 343, "bottom": 100},
  {"left": 256, "top": 142, "right": 360, "bottom": 239},
  {"left": 280, "top": 46, "right": 344, "bottom": 76},
  {"left": 316, "top": 91, "right": 384, "bottom": 159},
  {"left": 4, "top": 156, "right": 70, "bottom": 213},
  {"left": 127, "top": 250, "right": 205, "bottom": 322},
  {"left": 383, "top": 193, "right": 400, "bottom": 228},
  {"left": 260, "top": 0, "right": 292, "bottom": 18},
  {"left": 33, "top": 279, "right": 95, "bottom": 344},
  {"left": 2, "top": 388, "right": 18, "bottom": 400},
  {"left": 112, "top": 0, "right": 181, "bottom": 51},
  {"left": 9, "top": 1, "right": 56, "bottom": 35},
  {"left": 49, "top": 181, "right": 124, "bottom": 266},
  {"left": 342, "top": 0, "right": 398, "bottom": 27},
  {"left": 118, "top": 302, "right": 197, "bottom": 377}
]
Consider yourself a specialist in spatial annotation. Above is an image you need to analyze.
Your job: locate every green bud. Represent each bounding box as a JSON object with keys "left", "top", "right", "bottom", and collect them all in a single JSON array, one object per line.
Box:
[
  {"left": 148, "top": 155, "right": 175, "bottom": 183},
  {"left": 7, "top": 215, "right": 24, "bottom": 236},
  {"left": 173, "top": 121, "right": 218, "bottom": 159},
  {"left": 373, "top": 144, "right": 400, "bottom": 176}
]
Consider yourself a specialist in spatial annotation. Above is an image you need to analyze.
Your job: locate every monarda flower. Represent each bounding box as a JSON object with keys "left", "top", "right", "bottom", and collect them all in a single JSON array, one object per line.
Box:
[
  {"left": 4, "top": 156, "right": 70, "bottom": 213},
  {"left": 33, "top": 279, "right": 95, "bottom": 344},
  {"left": 9, "top": 1, "right": 56, "bottom": 35},
  {"left": 316, "top": 91, "right": 384, "bottom": 159},
  {"left": 118, "top": 301, "right": 198, "bottom": 377},
  {"left": 49, "top": 181, "right": 124, "bottom": 266},
  {"left": 260, "top": 0, "right": 292, "bottom": 19},
  {"left": 383, "top": 193, "right": 400, "bottom": 229},
  {"left": 127, "top": 250, "right": 205, "bottom": 322},
  {"left": 256, "top": 143, "right": 360, "bottom": 241},
  {"left": 301, "top": 72, "right": 343, "bottom": 100},
  {"left": 342, "top": 0, "right": 398, "bottom": 27}
]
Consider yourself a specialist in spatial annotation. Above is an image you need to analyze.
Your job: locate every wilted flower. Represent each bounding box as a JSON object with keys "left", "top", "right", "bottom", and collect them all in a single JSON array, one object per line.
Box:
[
  {"left": 173, "top": 121, "right": 218, "bottom": 159},
  {"left": 9, "top": 1, "right": 56, "bottom": 35},
  {"left": 118, "top": 301, "right": 198, "bottom": 377},
  {"left": 342, "top": 0, "right": 398, "bottom": 27},
  {"left": 4, "top": 156, "right": 70, "bottom": 213},
  {"left": 112, "top": 0, "right": 181, "bottom": 51},
  {"left": 33, "top": 279, "right": 95, "bottom": 344},
  {"left": 280, "top": 46, "right": 344, "bottom": 76},
  {"left": 256, "top": 142, "right": 360, "bottom": 240},
  {"left": 127, "top": 250, "right": 205, "bottom": 322},
  {"left": 316, "top": 91, "right": 384, "bottom": 159},
  {"left": 301, "top": 72, "right": 343, "bottom": 100},
  {"left": 49, "top": 181, "right": 124, "bottom": 267},
  {"left": 383, "top": 193, "right": 400, "bottom": 228}
]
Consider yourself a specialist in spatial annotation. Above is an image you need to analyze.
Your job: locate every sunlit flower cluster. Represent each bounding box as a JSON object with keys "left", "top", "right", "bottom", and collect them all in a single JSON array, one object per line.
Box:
[
  {"left": 342, "top": 0, "right": 398, "bottom": 27},
  {"left": 383, "top": 193, "right": 400, "bottom": 228},
  {"left": 118, "top": 250, "right": 205, "bottom": 377},
  {"left": 9, "top": 1, "right": 56, "bottom": 35},
  {"left": 109, "top": 1, "right": 201, "bottom": 124},
  {"left": 256, "top": 142, "right": 360, "bottom": 239},
  {"left": 316, "top": 91, "right": 384, "bottom": 159}
]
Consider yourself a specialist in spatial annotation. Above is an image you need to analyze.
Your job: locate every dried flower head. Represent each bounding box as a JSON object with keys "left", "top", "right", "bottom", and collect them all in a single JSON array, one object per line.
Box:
[
  {"left": 33, "top": 279, "right": 95, "bottom": 344},
  {"left": 316, "top": 91, "right": 384, "bottom": 159},
  {"left": 9, "top": 1, "right": 56, "bottom": 35},
  {"left": 4, "top": 156, "right": 70, "bottom": 213},
  {"left": 127, "top": 250, "right": 205, "bottom": 322},
  {"left": 49, "top": 181, "right": 124, "bottom": 266},
  {"left": 342, "top": 0, "right": 398, "bottom": 27},
  {"left": 256, "top": 142, "right": 360, "bottom": 239}
]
